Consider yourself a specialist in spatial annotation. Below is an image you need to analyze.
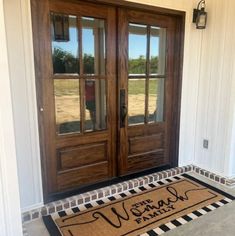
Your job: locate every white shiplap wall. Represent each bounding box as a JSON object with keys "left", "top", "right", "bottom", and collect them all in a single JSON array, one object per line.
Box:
[
  {"left": 193, "top": 0, "right": 235, "bottom": 177},
  {"left": 3, "top": 0, "right": 235, "bottom": 210},
  {"left": 0, "top": 0, "right": 23, "bottom": 234}
]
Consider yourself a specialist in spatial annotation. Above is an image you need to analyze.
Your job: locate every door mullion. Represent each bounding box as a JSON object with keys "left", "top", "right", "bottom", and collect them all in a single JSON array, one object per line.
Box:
[
  {"left": 78, "top": 16, "right": 85, "bottom": 133},
  {"left": 145, "top": 25, "right": 151, "bottom": 124}
]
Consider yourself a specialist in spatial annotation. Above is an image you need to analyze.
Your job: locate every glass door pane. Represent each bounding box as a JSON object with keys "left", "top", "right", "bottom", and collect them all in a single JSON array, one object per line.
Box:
[
  {"left": 51, "top": 14, "right": 79, "bottom": 74},
  {"left": 54, "top": 79, "right": 80, "bottom": 134},
  {"left": 82, "top": 17, "right": 106, "bottom": 75},
  {"left": 128, "top": 79, "right": 146, "bottom": 125},
  {"left": 150, "top": 27, "right": 166, "bottom": 75},
  {"left": 85, "top": 79, "right": 107, "bottom": 132},
  {"left": 148, "top": 78, "right": 164, "bottom": 122},
  {"left": 51, "top": 13, "right": 108, "bottom": 135},
  {"left": 128, "top": 23, "right": 147, "bottom": 75}
]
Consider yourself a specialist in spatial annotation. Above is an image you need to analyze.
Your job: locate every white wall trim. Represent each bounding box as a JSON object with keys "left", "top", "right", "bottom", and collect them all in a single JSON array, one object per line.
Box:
[
  {"left": 4, "top": 0, "right": 43, "bottom": 210},
  {"left": 0, "top": 0, "right": 23, "bottom": 234},
  {"left": 20, "top": 0, "right": 43, "bottom": 208}
]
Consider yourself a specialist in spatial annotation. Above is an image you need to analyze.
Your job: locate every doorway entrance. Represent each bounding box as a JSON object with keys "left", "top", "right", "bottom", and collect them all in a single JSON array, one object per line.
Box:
[{"left": 31, "top": 0, "right": 184, "bottom": 202}]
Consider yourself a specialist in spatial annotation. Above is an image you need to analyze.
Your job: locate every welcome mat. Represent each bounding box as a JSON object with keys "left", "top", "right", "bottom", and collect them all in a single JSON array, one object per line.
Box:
[{"left": 43, "top": 174, "right": 235, "bottom": 236}]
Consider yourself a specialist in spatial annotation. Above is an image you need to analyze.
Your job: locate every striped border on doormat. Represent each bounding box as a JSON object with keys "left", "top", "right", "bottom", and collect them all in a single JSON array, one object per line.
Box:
[
  {"left": 42, "top": 174, "right": 235, "bottom": 236},
  {"left": 141, "top": 174, "right": 234, "bottom": 236}
]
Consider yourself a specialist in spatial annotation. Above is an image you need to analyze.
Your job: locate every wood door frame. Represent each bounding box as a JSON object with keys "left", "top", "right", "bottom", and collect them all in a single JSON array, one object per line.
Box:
[{"left": 31, "top": 0, "right": 185, "bottom": 202}]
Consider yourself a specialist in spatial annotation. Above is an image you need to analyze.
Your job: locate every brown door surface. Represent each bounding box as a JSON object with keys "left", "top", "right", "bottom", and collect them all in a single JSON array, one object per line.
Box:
[
  {"left": 118, "top": 8, "right": 182, "bottom": 175},
  {"left": 32, "top": 0, "right": 117, "bottom": 200},
  {"left": 31, "top": 0, "right": 183, "bottom": 201}
]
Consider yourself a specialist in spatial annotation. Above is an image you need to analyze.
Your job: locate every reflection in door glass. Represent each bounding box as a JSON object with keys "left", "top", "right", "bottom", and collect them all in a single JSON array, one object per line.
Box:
[
  {"left": 150, "top": 27, "right": 166, "bottom": 75},
  {"left": 82, "top": 17, "right": 106, "bottom": 75},
  {"left": 128, "top": 24, "right": 147, "bottom": 75},
  {"left": 54, "top": 79, "right": 80, "bottom": 134},
  {"left": 128, "top": 79, "right": 145, "bottom": 125},
  {"left": 85, "top": 79, "right": 107, "bottom": 132},
  {"left": 51, "top": 14, "right": 79, "bottom": 74},
  {"left": 148, "top": 79, "right": 164, "bottom": 122}
]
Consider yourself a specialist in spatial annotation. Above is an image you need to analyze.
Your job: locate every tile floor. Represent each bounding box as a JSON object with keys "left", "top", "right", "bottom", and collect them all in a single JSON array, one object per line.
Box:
[{"left": 24, "top": 172, "right": 235, "bottom": 236}]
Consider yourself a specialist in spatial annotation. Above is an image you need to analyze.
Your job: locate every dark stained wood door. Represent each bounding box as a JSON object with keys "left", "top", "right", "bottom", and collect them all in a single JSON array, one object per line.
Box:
[
  {"left": 31, "top": 0, "right": 117, "bottom": 200},
  {"left": 31, "top": 0, "right": 183, "bottom": 201},
  {"left": 118, "top": 8, "right": 183, "bottom": 175}
]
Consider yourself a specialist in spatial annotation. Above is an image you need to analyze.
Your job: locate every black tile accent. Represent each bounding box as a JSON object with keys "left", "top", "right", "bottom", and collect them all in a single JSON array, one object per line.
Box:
[
  {"left": 84, "top": 203, "right": 93, "bottom": 209},
  {"left": 120, "top": 193, "right": 127, "bottom": 198},
  {"left": 58, "top": 211, "right": 67, "bottom": 217},
  {"left": 171, "top": 219, "right": 182, "bottom": 227},
  {"left": 108, "top": 196, "right": 116, "bottom": 201},
  {"left": 211, "top": 203, "right": 220, "bottom": 208},
  {"left": 182, "top": 215, "right": 192, "bottom": 222},
  {"left": 147, "top": 230, "right": 158, "bottom": 236},
  {"left": 158, "top": 181, "right": 165, "bottom": 185},
  {"left": 192, "top": 210, "right": 202, "bottom": 217},
  {"left": 96, "top": 200, "right": 104, "bottom": 205},
  {"left": 149, "top": 183, "right": 156, "bottom": 188},
  {"left": 165, "top": 179, "right": 173, "bottom": 183},
  {"left": 159, "top": 224, "right": 171, "bottom": 232},
  {"left": 220, "top": 199, "right": 229, "bottom": 205},
  {"left": 71, "top": 207, "right": 80, "bottom": 213},
  {"left": 129, "top": 189, "right": 137, "bottom": 194},
  {"left": 202, "top": 207, "right": 211, "bottom": 212},
  {"left": 139, "top": 186, "right": 147, "bottom": 191},
  {"left": 173, "top": 176, "right": 181, "bottom": 180}
]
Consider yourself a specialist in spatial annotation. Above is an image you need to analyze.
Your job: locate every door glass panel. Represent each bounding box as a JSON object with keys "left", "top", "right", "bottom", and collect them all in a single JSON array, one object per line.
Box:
[
  {"left": 51, "top": 14, "right": 79, "bottom": 74},
  {"left": 82, "top": 17, "right": 106, "bottom": 75},
  {"left": 148, "top": 78, "right": 164, "bottom": 122},
  {"left": 150, "top": 27, "right": 166, "bottom": 75},
  {"left": 128, "top": 24, "right": 147, "bottom": 75},
  {"left": 85, "top": 79, "right": 107, "bottom": 132},
  {"left": 54, "top": 79, "right": 80, "bottom": 134},
  {"left": 128, "top": 79, "right": 145, "bottom": 125}
]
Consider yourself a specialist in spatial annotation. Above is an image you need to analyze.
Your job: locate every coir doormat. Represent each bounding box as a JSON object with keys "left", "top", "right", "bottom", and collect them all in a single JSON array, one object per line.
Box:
[{"left": 43, "top": 174, "right": 235, "bottom": 236}]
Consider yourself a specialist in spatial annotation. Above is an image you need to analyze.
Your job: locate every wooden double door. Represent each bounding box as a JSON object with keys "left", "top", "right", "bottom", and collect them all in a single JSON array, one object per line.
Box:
[{"left": 31, "top": 0, "right": 184, "bottom": 201}]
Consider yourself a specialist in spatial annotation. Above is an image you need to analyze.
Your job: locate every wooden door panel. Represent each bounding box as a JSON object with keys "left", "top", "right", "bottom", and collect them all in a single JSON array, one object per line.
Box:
[
  {"left": 57, "top": 142, "right": 107, "bottom": 171},
  {"left": 118, "top": 8, "right": 182, "bottom": 175},
  {"left": 31, "top": 0, "right": 117, "bottom": 200},
  {"left": 126, "top": 152, "right": 165, "bottom": 174},
  {"left": 57, "top": 162, "right": 109, "bottom": 191},
  {"left": 128, "top": 133, "right": 164, "bottom": 156}
]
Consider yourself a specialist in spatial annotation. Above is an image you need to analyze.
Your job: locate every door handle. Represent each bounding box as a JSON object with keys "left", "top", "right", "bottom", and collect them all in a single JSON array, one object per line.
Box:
[
  {"left": 121, "top": 105, "right": 127, "bottom": 127},
  {"left": 120, "top": 89, "right": 127, "bottom": 128}
]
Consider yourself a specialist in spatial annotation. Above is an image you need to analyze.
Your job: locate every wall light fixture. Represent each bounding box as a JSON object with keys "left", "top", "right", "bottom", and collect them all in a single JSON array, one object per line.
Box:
[{"left": 193, "top": 0, "right": 207, "bottom": 29}]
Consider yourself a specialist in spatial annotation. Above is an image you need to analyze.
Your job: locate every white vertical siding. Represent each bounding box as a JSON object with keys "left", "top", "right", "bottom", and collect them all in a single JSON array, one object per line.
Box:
[
  {"left": 3, "top": 0, "right": 235, "bottom": 210},
  {"left": 0, "top": 0, "right": 23, "bottom": 234},
  {"left": 194, "top": 0, "right": 235, "bottom": 177}
]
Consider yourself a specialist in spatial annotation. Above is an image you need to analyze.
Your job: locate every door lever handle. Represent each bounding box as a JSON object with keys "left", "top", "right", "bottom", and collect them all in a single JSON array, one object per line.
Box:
[
  {"left": 121, "top": 105, "right": 127, "bottom": 127},
  {"left": 120, "top": 89, "right": 127, "bottom": 128}
]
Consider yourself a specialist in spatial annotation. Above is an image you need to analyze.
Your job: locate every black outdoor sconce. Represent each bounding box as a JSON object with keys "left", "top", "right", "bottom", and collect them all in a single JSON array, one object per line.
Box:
[{"left": 193, "top": 0, "right": 207, "bottom": 29}]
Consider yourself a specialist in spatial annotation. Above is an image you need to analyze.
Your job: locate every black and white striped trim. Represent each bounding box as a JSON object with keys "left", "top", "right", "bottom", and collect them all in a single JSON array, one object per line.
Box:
[
  {"left": 49, "top": 175, "right": 184, "bottom": 220},
  {"left": 140, "top": 197, "right": 233, "bottom": 236}
]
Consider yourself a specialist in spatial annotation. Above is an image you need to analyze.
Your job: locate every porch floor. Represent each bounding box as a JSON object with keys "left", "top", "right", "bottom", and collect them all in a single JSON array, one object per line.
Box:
[{"left": 24, "top": 172, "right": 235, "bottom": 236}]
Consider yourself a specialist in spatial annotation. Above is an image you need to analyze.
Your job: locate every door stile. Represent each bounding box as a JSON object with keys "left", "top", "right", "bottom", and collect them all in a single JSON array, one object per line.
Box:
[
  {"left": 31, "top": 0, "right": 58, "bottom": 196},
  {"left": 117, "top": 8, "right": 129, "bottom": 175}
]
